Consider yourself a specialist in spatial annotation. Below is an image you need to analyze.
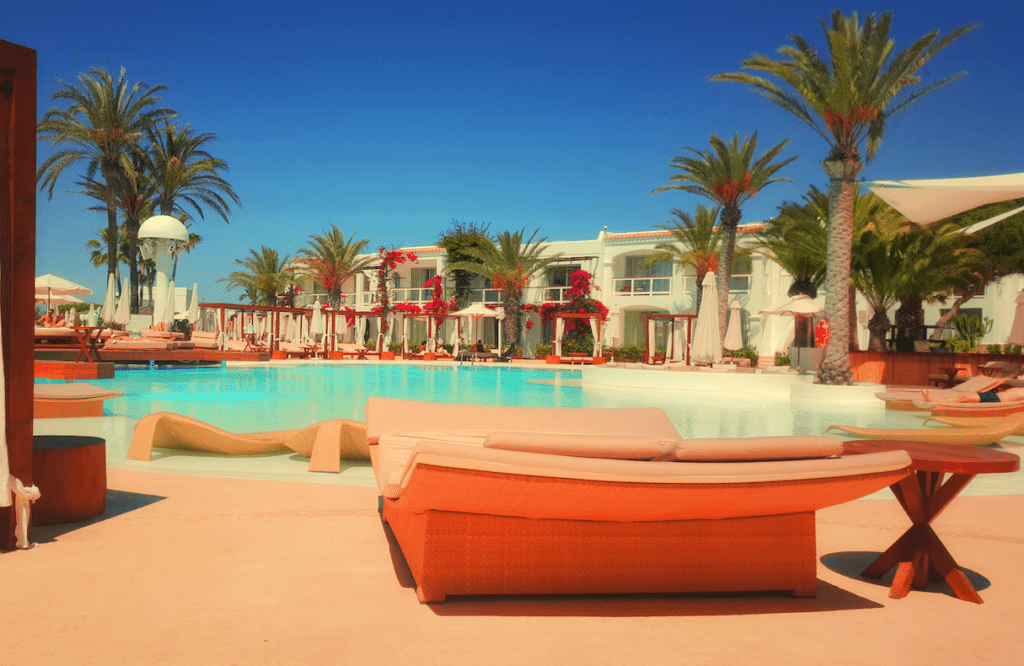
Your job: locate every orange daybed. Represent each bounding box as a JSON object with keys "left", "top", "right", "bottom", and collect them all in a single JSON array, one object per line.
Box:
[{"left": 365, "top": 398, "right": 912, "bottom": 603}]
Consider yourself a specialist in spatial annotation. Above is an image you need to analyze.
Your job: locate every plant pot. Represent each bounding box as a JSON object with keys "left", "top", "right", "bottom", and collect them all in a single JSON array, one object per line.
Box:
[
  {"left": 422, "top": 352, "right": 436, "bottom": 361},
  {"left": 380, "top": 351, "right": 395, "bottom": 360},
  {"left": 545, "top": 355, "right": 561, "bottom": 364},
  {"left": 271, "top": 350, "right": 287, "bottom": 360}
]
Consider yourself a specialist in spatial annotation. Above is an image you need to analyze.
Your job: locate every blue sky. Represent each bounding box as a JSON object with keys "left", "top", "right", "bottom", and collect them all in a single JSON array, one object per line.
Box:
[{"left": 7, "top": 0, "right": 1022, "bottom": 304}]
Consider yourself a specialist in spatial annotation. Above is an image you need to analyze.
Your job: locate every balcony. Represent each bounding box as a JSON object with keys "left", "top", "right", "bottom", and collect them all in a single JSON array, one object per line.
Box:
[
  {"left": 466, "top": 288, "right": 503, "bottom": 304},
  {"left": 613, "top": 277, "right": 671, "bottom": 296},
  {"left": 542, "top": 287, "right": 571, "bottom": 302}
]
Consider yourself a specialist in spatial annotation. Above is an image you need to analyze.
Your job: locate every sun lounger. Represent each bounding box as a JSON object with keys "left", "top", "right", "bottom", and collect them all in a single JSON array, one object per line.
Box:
[
  {"left": 825, "top": 412, "right": 1024, "bottom": 447},
  {"left": 190, "top": 331, "right": 220, "bottom": 349},
  {"left": 876, "top": 375, "right": 1009, "bottom": 409},
  {"left": 365, "top": 397, "right": 911, "bottom": 603},
  {"left": 102, "top": 338, "right": 181, "bottom": 351},
  {"left": 34, "top": 382, "right": 124, "bottom": 418},
  {"left": 128, "top": 412, "right": 369, "bottom": 472},
  {"left": 912, "top": 399, "right": 1024, "bottom": 418}
]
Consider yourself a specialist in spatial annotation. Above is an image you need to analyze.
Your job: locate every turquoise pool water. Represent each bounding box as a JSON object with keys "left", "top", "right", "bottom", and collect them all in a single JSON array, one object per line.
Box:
[{"left": 58, "top": 364, "right": 921, "bottom": 438}]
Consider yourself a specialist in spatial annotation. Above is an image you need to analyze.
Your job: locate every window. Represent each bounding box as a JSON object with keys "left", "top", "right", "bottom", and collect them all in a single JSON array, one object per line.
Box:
[
  {"left": 411, "top": 267, "right": 436, "bottom": 288},
  {"left": 548, "top": 265, "right": 581, "bottom": 287},
  {"left": 625, "top": 256, "right": 671, "bottom": 278}
]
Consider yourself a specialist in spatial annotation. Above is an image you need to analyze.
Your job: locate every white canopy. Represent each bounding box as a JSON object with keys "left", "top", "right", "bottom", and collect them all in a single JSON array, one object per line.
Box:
[{"left": 871, "top": 172, "right": 1024, "bottom": 228}]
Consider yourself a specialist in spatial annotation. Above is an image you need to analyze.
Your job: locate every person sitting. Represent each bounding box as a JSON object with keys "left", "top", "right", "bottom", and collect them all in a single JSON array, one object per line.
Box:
[
  {"left": 35, "top": 309, "right": 67, "bottom": 328},
  {"left": 475, "top": 339, "right": 485, "bottom": 353},
  {"left": 923, "top": 386, "right": 1024, "bottom": 404}
]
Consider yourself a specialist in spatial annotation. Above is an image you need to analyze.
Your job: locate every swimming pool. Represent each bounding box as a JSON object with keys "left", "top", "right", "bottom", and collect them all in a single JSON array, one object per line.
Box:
[{"left": 69, "top": 363, "right": 922, "bottom": 438}]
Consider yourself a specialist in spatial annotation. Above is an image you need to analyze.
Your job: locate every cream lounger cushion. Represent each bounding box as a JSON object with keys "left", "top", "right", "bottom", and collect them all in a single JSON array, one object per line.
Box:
[
  {"left": 376, "top": 433, "right": 910, "bottom": 504},
  {"left": 483, "top": 432, "right": 843, "bottom": 461}
]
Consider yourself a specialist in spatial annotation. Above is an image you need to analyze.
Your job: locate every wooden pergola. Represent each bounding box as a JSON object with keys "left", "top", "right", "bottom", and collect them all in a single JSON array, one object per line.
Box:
[
  {"left": 551, "top": 311, "right": 605, "bottom": 363},
  {"left": 643, "top": 313, "right": 696, "bottom": 365}
]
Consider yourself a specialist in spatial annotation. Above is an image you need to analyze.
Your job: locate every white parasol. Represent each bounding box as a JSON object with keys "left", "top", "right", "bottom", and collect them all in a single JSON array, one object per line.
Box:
[
  {"left": 98, "top": 273, "right": 117, "bottom": 323},
  {"left": 690, "top": 271, "right": 722, "bottom": 364},
  {"left": 759, "top": 294, "right": 824, "bottom": 371},
  {"left": 158, "top": 279, "right": 176, "bottom": 328},
  {"left": 35, "top": 273, "right": 93, "bottom": 309},
  {"left": 112, "top": 278, "right": 131, "bottom": 327},
  {"left": 187, "top": 283, "right": 200, "bottom": 327},
  {"left": 723, "top": 298, "right": 744, "bottom": 352}
]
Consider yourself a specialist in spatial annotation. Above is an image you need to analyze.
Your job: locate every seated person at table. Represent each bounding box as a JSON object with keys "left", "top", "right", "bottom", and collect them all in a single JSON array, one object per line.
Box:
[
  {"left": 475, "top": 339, "right": 485, "bottom": 353},
  {"left": 923, "top": 386, "right": 1024, "bottom": 404},
  {"left": 35, "top": 309, "right": 67, "bottom": 327}
]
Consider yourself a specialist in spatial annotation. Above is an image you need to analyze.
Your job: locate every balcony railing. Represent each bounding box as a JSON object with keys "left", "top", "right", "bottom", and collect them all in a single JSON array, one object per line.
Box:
[
  {"left": 466, "top": 288, "right": 503, "bottom": 304},
  {"left": 613, "top": 277, "right": 671, "bottom": 296}
]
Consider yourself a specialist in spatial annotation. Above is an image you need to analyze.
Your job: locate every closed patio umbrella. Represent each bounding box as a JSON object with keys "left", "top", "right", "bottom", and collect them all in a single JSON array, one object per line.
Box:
[
  {"left": 690, "top": 272, "right": 722, "bottom": 364},
  {"left": 112, "top": 278, "right": 131, "bottom": 327},
  {"left": 723, "top": 298, "right": 744, "bottom": 352},
  {"left": 187, "top": 283, "right": 200, "bottom": 327},
  {"left": 99, "top": 273, "right": 116, "bottom": 323},
  {"left": 158, "top": 279, "right": 176, "bottom": 328}
]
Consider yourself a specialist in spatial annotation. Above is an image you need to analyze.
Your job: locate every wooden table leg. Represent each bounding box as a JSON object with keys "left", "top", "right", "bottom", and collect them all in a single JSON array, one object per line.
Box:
[{"left": 863, "top": 471, "right": 983, "bottom": 602}]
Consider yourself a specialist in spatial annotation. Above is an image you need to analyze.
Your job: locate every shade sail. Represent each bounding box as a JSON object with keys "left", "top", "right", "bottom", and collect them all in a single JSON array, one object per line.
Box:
[{"left": 871, "top": 172, "right": 1024, "bottom": 224}]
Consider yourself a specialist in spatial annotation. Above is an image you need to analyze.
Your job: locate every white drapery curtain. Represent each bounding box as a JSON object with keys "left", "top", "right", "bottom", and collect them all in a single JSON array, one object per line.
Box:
[
  {"left": 554, "top": 318, "right": 564, "bottom": 357},
  {"left": 589, "top": 316, "right": 600, "bottom": 356},
  {"left": 356, "top": 315, "right": 366, "bottom": 345},
  {"left": 671, "top": 319, "right": 686, "bottom": 363},
  {"left": 426, "top": 318, "right": 436, "bottom": 352},
  {"left": 647, "top": 318, "right": 656, "bottom": 360},
  {"left": 401, "top": 315, "right": 409, "bottom": 355}
]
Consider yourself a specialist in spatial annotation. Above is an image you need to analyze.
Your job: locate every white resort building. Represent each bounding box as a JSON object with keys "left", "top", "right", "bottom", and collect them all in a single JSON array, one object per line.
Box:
[{"left": 293, "top": 224, "right": 1024, "bottom": 359}]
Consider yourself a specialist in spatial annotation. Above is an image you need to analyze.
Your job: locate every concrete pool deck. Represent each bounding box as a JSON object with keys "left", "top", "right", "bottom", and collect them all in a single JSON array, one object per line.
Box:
[
  {"left": 6, "top": 468, "right": 1023, "bottom": 665},
  {"left": 15, "top": 361, "right": 1024, "bottom": 663}
]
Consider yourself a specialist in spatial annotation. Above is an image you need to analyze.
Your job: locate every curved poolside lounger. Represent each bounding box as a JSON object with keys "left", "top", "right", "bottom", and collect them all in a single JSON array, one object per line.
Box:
[
  {"left": 912, "top": 400, "right": 1024, "bottom": 418},
  {"left": 365, "top": 397, "right": 912, "bottom": 603},
  {"left": 825, "top": 412, "right": 1024, "bottom": 447},
  {"left": 876, "top": 376, "right": 1009, "bottom": 410},
  {"left": 128, "top": 412, "right": 369, "bottom": 472}
]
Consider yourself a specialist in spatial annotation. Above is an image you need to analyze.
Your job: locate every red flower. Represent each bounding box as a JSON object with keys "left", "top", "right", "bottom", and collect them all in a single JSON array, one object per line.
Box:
[{"left": 525, "top": 320, "right": 535, "bottom": 330}]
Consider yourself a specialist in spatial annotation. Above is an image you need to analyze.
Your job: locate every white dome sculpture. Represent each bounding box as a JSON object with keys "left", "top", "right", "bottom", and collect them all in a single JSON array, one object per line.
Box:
[{"left": 138, "top": 215, "right": 190, "bottom": 323}]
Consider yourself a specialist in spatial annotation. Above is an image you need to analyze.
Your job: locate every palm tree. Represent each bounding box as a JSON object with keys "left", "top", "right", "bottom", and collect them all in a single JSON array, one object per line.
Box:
[
  {"left": 37, "top": 67, "right": 176, "bottom": 282},
  {"left": 220, "top": 246, "right": 295, "bottom": 306},
  {"left": 651, "top": 132, "right": 796, "bottom": 337},
  {"left": 892, "top": 221, "right": 988, "bottom": 344},
  {"left": 77, "top": 153, "right": 157, "bottom": 313},
  {"left": 145, "top": 122, "right": 240, "bottom": 221},
  {"left": 645, "top": 205, "right": 724, "bottom": 312},
  {"left": 446, "top": 230, "right": 563, "bottom": 347},
  {"left": 851, "top": 229, "right": 904, "bottom": 350},
  {"left": 298, "top": 225, "right": 372, "bottom": 307},
  {"left": 712, "top": 10, "right": 976, "bottom": 384},
  {"left": 85, "top": 224, "right": 131, "bottom": 286},
  {"left": 171, "top": 225, "right": 203, "bottom": 282}
]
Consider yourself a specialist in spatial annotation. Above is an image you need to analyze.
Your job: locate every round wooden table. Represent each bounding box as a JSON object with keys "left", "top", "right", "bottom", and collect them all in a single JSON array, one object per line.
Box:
[
  {"left": 842, "top": 439, "right": 1019, "bottom": 603},
  {"left": 32, "top": 435, "right": 107, "bottom": 526}
]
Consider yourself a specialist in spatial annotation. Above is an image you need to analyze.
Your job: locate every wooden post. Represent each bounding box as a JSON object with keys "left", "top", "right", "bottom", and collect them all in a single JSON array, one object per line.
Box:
[{"left": 1, "top": 40, "right": 37, "bottom": 551}]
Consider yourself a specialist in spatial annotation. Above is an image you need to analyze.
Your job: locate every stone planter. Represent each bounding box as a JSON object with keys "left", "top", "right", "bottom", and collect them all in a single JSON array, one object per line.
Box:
[{"left": 380, "top": 351, "right": 396, "bottom": 360}]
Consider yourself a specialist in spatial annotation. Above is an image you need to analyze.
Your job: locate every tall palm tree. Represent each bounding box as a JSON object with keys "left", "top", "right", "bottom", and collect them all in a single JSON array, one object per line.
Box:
[
  {"left": 220, "top": 246, "right": 295, "bottom": 306},
  {"left": 446, "top": 230, "right": 563, "bottom": 347},
  {"left": 298, "top": 225, "right": 372, "bottom": 307},
  {"left": 712, "top": 10, "right": 976, "bottom": 384},
  {"left": 37, "top": 67, "right": 176, "bottom": 281},
  {"left": 651, "top": 132, "right": 796, "bottom": 337},
  {"left": 77, "top": 152, "right": 157, "bottom": 312},
  {"left": 145, "top": 122, "right": 240, "bottom": 221},
  {"left": 645, "top": 205, "right": 724, "bottom": 312},
  {"left": 851, "top": 229, "right": 904, "bottom": 350}
]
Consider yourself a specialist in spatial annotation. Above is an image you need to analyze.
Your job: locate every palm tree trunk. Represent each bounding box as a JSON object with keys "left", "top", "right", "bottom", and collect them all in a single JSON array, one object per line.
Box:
[
  {"left": 929, "top": 287, "right": 981, "bottom": 340},
  {"left": 816, "top": 159, "right": 862, "bottom": 385},
  {"left": 504, "top": 290, "right": 521, "bottom": 348},
  {"left": 848, "top": 284, "right": 859, "bottom": 351},
  {"left": 105, "top": 199, "right": 118, "bottom": 285},
  {"left": 127, "top": 220, "right": 140, "bottom": 313},
  {"left": 715, "top": 206, "right": 741, "bottom": 340},
  {"left": 867, "top": 310, "right": 890, "bottom": 351}
]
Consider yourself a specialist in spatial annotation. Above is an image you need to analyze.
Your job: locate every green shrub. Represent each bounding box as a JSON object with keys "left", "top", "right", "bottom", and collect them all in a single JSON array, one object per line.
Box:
[
  {"left": 563, "top": 337, "right": 594, "bottom": 354},
  {"left": 1006, "top": 344, "right": 1022, "bottom": 355},
  {"left": 613, "top": 345, "right": 645, "bottom": 363},
  {"left": 731, "top": 344, "right": 759, "bottom": 368},
  {"left": 949, "top": 338, "right": 974, "bottom": 353},
  {"left": 776, "top": 352, "right": 791, "bottom": 366},
  {"left": 364, "top": 339, "right": 376, "bottom": 351},
  {"left": 534, "top": 343, "right": 553, "bottom": 358},
  {"left": 951, "top": 313, "right": 993, "bottom": 350},
  {"left": 388, "top": 341, "right": 403, "bottom": 353},
  {"left": 986, "top": 344, "right": 1003, "bottom": 355}
]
